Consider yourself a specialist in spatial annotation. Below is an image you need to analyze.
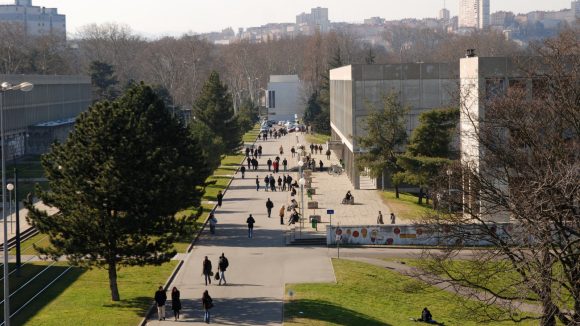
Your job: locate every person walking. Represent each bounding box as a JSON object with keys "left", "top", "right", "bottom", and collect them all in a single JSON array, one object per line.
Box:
[
  {"left": 282, "top": 175, "right": 287, "bottom": 191},
  {"left": 202, "top": 290, "right": 213, "bottom": 324},
  {"left": 257, "top": 145, "right": 262, "bottom": 158},
  {"left": 291, "top": 146, "right": 296, "bottom": 157},
  {"left": 246, "top": 214, "right": 255, "bottom": 238},
  {"left": 279, "top": 205, "right": 285, "bottom": 225},
  {"left": 255, "top": 175, "right": 260, "bottom": 191},
  {"left": 267, "top": 158, "right": 272, "bottom": 171},
  {"left": 279, "top": 145, "right": 284, "bottom": 155},
  {"left": 326, "top": 149, "right": 331, "bottom": 160},
  {"left": 245, "top": 147, "right": 250, "bottom": 157},
  {"left": 277, "top": 176, "right": 283, "bottom": 191},
  {"left": 247, "top": 157, "right": 252, "bottom": 169},
  {"left": 318, "top": 144, "right": 323, "bottom": 153},
  {"left": 390, "top": 212, "right": 396, "bottom": 224},
  {"left": 273, "top": 160, "right": 279, "bottom": 173},
  {"left": 208, "top": 213, "right": 218, "bottom": 234},
  {"left": 309, "top": 143, "right": 314, "bottom": 153},
  {"left": 216, "top": 190, "right": 223, "bottom": 207},
  {"left": 319, "top": 160, "right": 324, "bottom": 172},
  {"left": 266, "top": 198, "right": 274, "bottom": 218},
  {"left": 155, "top": 286, "right": 167, "bottom": 321},
  {"left": 264, "top": 175, "right": 270, "bottom": 191},
  {"left": 282, "top": 158, "right": 288, "bottom": 171},
  {"left": 252, "top": 158, "right": 258, "bottom": 170},
  {"left": 240, "top": 165, "right": 246, "bottom": 178},
  {"left": 218, "top": 253, "right": 229, "bottom": 286},
  {"left": 269, "top": 174, "right": 276, "bottom": 192},
  {"left": 377, "top": 211, "right": 384, "bottom": 224},
  {"left": 171, "top": 287, "right": 182, "bottom": 321},
  {"left": 203, "top": 256, "right": 213, "bottom": 286}
]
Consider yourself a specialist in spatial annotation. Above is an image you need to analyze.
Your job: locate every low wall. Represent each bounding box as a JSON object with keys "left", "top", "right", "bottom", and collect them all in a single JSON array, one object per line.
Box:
[{"left": 326, "top": 223, "right": 517, "bottom": 246}]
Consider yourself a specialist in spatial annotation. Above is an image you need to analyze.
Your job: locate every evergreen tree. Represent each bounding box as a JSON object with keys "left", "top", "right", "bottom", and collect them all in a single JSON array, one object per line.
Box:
[
  {"left": 192, "top": 71, "right": 241, "bottom": 152},
  {"left": 407, "top": 108, "right": 459, "bottom": 158},
  {"left": 355, "top": 93, "right": 408, "bottom": 197},
  {"left": 89, "top": 60, "right": 119, "bottom": 101},
  {"left": 26, "top": 83, "right": 209, "bottom": 301},
  {"left": 189, "top": 120, "right": 225, "bottom": 172}
]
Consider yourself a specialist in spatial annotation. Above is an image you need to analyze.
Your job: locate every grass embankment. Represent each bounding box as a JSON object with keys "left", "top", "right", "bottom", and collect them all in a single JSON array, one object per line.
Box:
[
  {"left": 285, "top": 259, "right": 536, "bottom": 326},
  {"left": 381, "top": 191, "right": 435, "bottom": 221},
  {"left": 11, "top": 124, "right": 260, "bottom": 325},
  {"left": 305, "top": 132, "right": 330, "bottom": 145}
]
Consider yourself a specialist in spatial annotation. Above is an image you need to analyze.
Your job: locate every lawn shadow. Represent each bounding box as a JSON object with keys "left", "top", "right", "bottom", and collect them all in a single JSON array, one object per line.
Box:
[{"left": 285, "top": 298, "right": 391, "bottom": 326}]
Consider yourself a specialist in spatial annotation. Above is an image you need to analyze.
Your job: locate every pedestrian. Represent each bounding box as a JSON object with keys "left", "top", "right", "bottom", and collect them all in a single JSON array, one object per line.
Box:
[
  {"left": 255, "top": 175, "right": 260, "bottom": 191},
  {"left": 277, "top": 176, "right": 283, "bottom": 191},
  {"left": 282, "top": 158, "right": 288, "bottom": 171},
  {"left": 279, "top": 205, "right": 285, "bottom": 225},
  {"left": 291, "top": 146, "right": 296, "bottom": 157},
  {"left": 245, "top": 147, "right": 250, "bottom": 157},
  {"left": 216, "top": 190, "right": 223, "bottom": 207},
  {"left": 258, "top": 133, "right": 261, "bottom": 141},
  {"left": 154, "top": 286, "right": 167, "bottom": 321},
  {"left": 202, "top": 290, "right": 213, "bottom": 324},
  {"left": 286, "top": 175, "right": 293, "bottom": 190},
  {"left": 247, "top": 157, "right": 251, "bottom": 169},
  {"left": 218, "top": 253, "right": 229, "bottom": 286},
  {"left": 250, "top": 147, "right": 254, "bottom": 156},
  {"left": 252, "top": 158, "right": 258, "bottom": 170},
  {"left": 273, "top": 160, "right": 279, "bottom": 173},
  {"left": 246, "top": 214, "right": 255, "bottom": 238},
  {"left": 240, "top": 165, "right": 246, "bottom": 178},
  {"left": 390, "top": 212, "right": 396, "bottom": 224},
  {"left": 202, "top": 256, "right": 213, "bottom": 286},
  {"left": 326, "top": 149, "right": 331, "bottom": 160},
  {"left": 269, "top": 129, "right": 273, "bottom": 137},
  {"left": 208, "top": 213, "right": 217, "bottom": 234},
  {"left": 267, "top": 158, "right": 272, "bottom": 171},
  {"left": 264, "top": 175, "right": 269, "bottom": 191},
  {"left": 269, "top": 174, "right": 276, "bottom": 191},
  {"left": 258, "top": 145, "right": 262, "bottom": 158},
  {"left": 310, "top": 144, "right": 314, "bottom": 153},
  {"left": 314, "top": 144, "right": 318, "bottom": 154},
  {"left": 266, "top": 198, "right": 274, "bottom": 217},
  {"left": 319, "top": 160, "right": 324, "bottom": 172},
  {"left": 282, "top": 175, "right": 288, "bottom": 191},
  {"left": 319, "top": 144, "right": 323, "bottom": 153},
  {"left": 377, "top": 211, "right": 384, "bottom": 224},
  {"left": 279, "top": 145, "right": 284, "bottom": 155},
  {"left": 171, "top": 287, "right": 182, "bottom": 321}
]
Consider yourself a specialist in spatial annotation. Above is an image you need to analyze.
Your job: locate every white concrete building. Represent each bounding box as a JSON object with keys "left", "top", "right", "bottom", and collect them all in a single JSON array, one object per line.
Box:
[
  {"left": 0, "top": 0, "right": 66, "bottom": 39},
  {"left": 266, "top": 75, "right": 302, "bottom": 122},
  {"left": 459, "top": 0, "right": 490, "bottom": 29}
]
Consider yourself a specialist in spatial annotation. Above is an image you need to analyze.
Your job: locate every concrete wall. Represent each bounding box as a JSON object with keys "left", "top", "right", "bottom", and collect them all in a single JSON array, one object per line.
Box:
[{"left": 267, "top": 75, "right": 302, "bottom": 122}]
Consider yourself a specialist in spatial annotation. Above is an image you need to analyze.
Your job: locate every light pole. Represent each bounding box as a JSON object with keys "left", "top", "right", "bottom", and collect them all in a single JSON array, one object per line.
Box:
[
  {"left": 297, "top": 160, "right": 305, "bottom": 238},
  {"left": 6, "top": 184, "right": 13, "bottom": 234},
  {"left": 446, "top": 169, "right": 453, "bottom": 213},
  {"left": 1, "top": 81, "right": 34, "bottom": 326}
]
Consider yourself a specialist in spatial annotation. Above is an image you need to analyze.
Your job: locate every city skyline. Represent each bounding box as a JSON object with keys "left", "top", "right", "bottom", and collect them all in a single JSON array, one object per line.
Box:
[{"left": 11, "top": 0, "right": 574, "bottom": 37}]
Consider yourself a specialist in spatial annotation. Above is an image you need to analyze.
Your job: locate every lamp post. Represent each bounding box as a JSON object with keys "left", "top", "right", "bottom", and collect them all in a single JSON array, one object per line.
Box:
[
  {"left": 1, "top": 81, "right": 34, "bottom": 326},
  {"left": 297, "top": 160, "right": 304, "bottom": 238},
  {"left": 446, "top": 169, "right": 453, "bottom": 213},
  {"left": 6, "top": 184, "right": 13, "bottom": 234}
]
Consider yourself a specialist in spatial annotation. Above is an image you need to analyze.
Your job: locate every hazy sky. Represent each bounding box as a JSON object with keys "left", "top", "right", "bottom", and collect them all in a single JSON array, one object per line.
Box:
[{"left": 12, "top": 0, "right": 574, "bottom": 37}]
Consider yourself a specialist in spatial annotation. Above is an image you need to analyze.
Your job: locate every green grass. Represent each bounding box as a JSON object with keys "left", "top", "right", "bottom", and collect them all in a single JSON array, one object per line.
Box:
[
  {"left": 305, "top": 132, "right": 330, "bottom": 144},
  {"left": 285, "top": 259, "right": 536, "bottom": 326},
  {"left": 14, "top": 262, "right": 177, "bottom": 326},
  {"left": 380, "top": 191, "right": 435, "bottom": 221},
  {"left": 242, "top": 123, "right": 261, "bottom": 143}
]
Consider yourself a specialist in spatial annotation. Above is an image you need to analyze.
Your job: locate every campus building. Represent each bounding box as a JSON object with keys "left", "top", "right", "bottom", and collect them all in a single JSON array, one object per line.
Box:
[
  {"left": 0, "top": 0, "right": 66, "bottom": 39},
  {"left": 329, "top": 63, "right": 458, "bottom": 189},
  {"left": 1, "top": 74, "right": 91, "bottom": 159},
  {"left": 266, "top": 75, "right": 303, "bottom": 122}
]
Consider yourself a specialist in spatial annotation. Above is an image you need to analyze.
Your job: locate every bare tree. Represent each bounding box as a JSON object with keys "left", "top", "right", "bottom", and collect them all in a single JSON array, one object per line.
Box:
[{"left": 418, "top": 30, "right": 579, "bottom": 325}]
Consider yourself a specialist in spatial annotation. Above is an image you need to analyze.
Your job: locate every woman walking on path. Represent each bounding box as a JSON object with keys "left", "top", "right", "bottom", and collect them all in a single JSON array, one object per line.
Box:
[
  {"left": 216, "top": 190, "right": 223, "bottom": 207},
  {"left": 203, "top": 256, "right": 213, "bottom": 286},
  {"left": 171, "top": 287, "right": 182, "bottom": 321},
  {"left": 279, "top": 205, "right": 285, "bottom": 225},
  {"left": 202, "top": 290, "right": 213, "bottom": 323}
]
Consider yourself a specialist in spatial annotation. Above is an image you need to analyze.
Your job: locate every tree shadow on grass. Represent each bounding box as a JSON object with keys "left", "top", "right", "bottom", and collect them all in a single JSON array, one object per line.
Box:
[{"left": 285, "top": 298, "right": 391, "bottom": 325}]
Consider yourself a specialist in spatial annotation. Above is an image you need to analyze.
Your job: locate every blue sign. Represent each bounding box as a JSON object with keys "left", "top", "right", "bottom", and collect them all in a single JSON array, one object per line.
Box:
[{"left": 326, "top": 209, "right": 334, "bottom": 214}]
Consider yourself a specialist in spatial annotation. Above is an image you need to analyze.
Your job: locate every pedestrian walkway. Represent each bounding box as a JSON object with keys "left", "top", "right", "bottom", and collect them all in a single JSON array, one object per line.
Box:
[
  {"left": 0, "top": 201, "right": 57, "bottom": 247},
  {"left": 145, "top": 130, "right": 400, "bottom": 324}
]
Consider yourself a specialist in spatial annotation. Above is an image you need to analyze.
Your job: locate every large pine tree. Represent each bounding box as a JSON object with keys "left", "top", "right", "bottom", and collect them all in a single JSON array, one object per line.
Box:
[
  {"left": 26, "top": 83, "right": 209, "bottom": 301},
  {"left": 192, "top": 71, "right": 241, "bottom": 152}
]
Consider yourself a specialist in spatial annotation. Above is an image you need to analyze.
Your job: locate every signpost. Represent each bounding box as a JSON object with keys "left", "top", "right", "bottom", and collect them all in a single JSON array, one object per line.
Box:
[{"left": 326, "top": 209, "right": 334, "bottom": 226}]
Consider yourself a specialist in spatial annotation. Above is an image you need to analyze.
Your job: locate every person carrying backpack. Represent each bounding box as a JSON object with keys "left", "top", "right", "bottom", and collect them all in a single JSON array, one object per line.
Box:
[{"left": 218, "top": 253, "right": 229, "bottom": 286}]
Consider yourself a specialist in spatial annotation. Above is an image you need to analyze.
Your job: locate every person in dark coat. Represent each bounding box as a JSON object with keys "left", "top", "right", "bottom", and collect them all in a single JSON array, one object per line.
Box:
[
  {"left": 202, "top": 290, "right": 213, "bottom": 323},
  {"left": 269, "top": 175, "right": 276, "bottom": 191},
  {"left": 245, "top": 147, "right": 250, "bottom": 157},
  {"left": 319, "top": 160, "right": 324, "bottom": 171},
  {"left": 264, "top": 175, "right": 270, "bottom": 191},
  {"left": 282, "top": 158, "right": 288, "bottom": 171},
  {"left": 277, "top": 176, "right": 283, "bottom": 191},
  {"left": 266, "top": 198, "right": 274, "bottom": 217},
  {"left": 203, "top": 256, "right": 213, "bottom": 286},
  {"left": 326, "top": 149, "right": 331, "bottom": 160},
  {"left": 171, "top": 287, "right": 182, "bottom": 321},
  {"left": 255, "top": 175, "right": 260, "bottom": 191},
  {"left": 258, "top": 145, "right": 262, "bottom": 158},
  {"left": 252, "top": 158, "right": 258, "bottom": 170},
  {"left": 154, "top": 286, "right": 167, "bottom": 321},
  {"left": 216, "top": 190, "right": 223, "bottom": 207},
  {"left": 319, "top": 144, "right": 323, "bottom": 153},
  {"left": 246, "top": 214, "right": 255, "bottom": 238},
  {"left": 247, "top": 157, "right": 252, "bottom": 169},
  {"left": 267, "top": 158, "right": 272, "bottom": 171},
  {"left": 218, "top": 253, "right": 229, "bottom": 286},
  {"left": 282, "top": 175, "right": 288, "bottom": 191},
  {"left": 291, "top": 146, "right": 296, "bottom": 157}
]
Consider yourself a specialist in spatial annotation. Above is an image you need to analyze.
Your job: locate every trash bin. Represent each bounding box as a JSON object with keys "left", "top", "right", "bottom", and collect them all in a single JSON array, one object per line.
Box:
[{"left": 311, "top": 219, "right": 318, "bottom": 230}]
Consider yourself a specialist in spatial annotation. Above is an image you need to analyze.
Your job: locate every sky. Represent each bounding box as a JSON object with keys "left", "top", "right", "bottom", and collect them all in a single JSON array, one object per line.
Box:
[{"left": 8, "top": 0, "right": 574, "bottom": 38}]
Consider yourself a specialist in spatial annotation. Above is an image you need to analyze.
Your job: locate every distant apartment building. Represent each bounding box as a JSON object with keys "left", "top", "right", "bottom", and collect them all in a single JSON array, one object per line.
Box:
[
  {"left": 459, "top": 0, "right": 490, "bottom": 29},
  {"left": 573, "top": 1, "right": 580, "bottom": 17},
  {"left": 490, "top": 11, "right": 515, "bottom": 27},
  {"left": 0, "top": 0, "right": 66, "bottom": 39},
  {"left": 439, "top": 8, "right": 450, "bottom": 22},
  {"left": 364, "top": 17, "right": 385, "bottom": 25},
  {"left": 296, "top": 7, "right": 330, "bottom": 33},
  {"left": 266, "top": 75, "right": 303, "bottom": 122},
  {"left": 329, "top": 63, "right": 458, "bottom": 189}
]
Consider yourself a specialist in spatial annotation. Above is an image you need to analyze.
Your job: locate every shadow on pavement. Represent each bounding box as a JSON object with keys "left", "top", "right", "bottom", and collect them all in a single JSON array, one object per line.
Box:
[
  {"left": 285, "top": 298, "right": 391, "bottom": 326},
  {"left": 200, "top": 224, "right": 286, "bottom": 248},
  {"left": 176, "top": 297, "right": 281, "bottom": 325}
]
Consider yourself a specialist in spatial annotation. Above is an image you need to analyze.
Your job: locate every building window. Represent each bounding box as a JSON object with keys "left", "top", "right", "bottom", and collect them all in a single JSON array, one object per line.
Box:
[{"left": 268, "top": 90, "right": 276, "bottom": 108}]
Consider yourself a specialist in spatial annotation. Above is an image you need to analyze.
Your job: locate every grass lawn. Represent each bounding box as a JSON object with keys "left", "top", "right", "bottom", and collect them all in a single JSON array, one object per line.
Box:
[
  {"left": 242, "top": 123, "right": 261, "bottom": 143},
  {"left": 284, "top": 259, "right": 536, "bottom": 326},
  {"left": 305, "top": 132, "right": 330, "bottom": 144},
  {"left": 380, "top": 191, "right": 435, "bottom": 221}
]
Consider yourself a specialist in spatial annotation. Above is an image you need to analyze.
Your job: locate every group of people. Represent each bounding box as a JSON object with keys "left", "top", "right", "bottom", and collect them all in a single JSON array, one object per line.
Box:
[
  {"left": 266, "top": 156, "right": 288, "bottom": 173},
  {"left": 258, "top": 127, "right": 287, "bottom": 141},
  {"left": 245, "top": 145, "right": 262, "bottom": 159},
  {"left": 376, "top": 211, "right": 396, "bottom": 224},
  {"left": 257, "top": 174, "right": 296, "bottom": 192}
]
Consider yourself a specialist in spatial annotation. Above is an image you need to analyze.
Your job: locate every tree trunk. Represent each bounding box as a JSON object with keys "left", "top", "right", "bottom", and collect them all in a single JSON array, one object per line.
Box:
[
  {"left": 395, "top": 185, "right": 400, "bottom": 199},
  {"left": 108, "top": 262, "right": 120, "bottom": 301},
  {"left": 418, "top": 188, "right": 424, "bottom": 204}
]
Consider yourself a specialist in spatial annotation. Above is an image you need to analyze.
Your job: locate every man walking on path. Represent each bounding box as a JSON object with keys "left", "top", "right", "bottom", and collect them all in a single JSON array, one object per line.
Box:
[
  {"left": 255, "top": 176, "right": 260, "bottom": 191},
  {"left": 326, "top": 149, "right": 331, "bottom": 160},
  {"left": 282, "top": 175, "right": 287, "bottom": 191},
  {"left": 216, "top": 190, "right": 223, "bottom": 207},
  {"left": 282, "top": 158, "right": 287, "bottom": 171},
  {"left": 377, "top": 211, "right": 384, "bottom": 224},
  {"left": 266, "top": 198, "right": 274, "bottom": 218},
  {"left": 240, "top": 166, "right": 246, "bottom": 178},
  {"left": 269, "top": 174, "right": 276, "bottom": 191},
  {"left": 264, "top": 175, "right": 270, "bottom": 191},
  {"left": 218, "top": 253, "right": 229, "bottom": 286},
  {"left": 155, "top": 286, "right": 167, "bottom": 321},
  {"left": 279, "top": 205, "right": 285, "bottom": 225},
  {"left": 390, "top": 212, "right": 396, "bottom": 224},
  {"left": 267, "top": 158, "right": 272, "bottom": 171},
  {"left": 203, "top": 256, "right": 213, "bottom": 286},
  {"left": 291, "top": 146, "right": 295, "bottom": 157},
  {"left": 246, "top": 214, "right": 255, "bottom": 238}
]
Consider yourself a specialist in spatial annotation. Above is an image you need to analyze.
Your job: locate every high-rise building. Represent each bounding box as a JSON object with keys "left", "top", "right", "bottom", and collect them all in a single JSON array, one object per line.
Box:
[
  {"left": 0, "top": 0, "right": 66, "bottom": 39},
  {"left": 459, "top": 0, "right": 490, "bottom": 29},
  {"left": 572, "top": 1, "right": 580, "bottom": 18},
  {"left": 439, "top": 8, "right": 451, "bottom": 21},
  {"left": 296, "top": 7, "right": 330, "bottom": 32}
]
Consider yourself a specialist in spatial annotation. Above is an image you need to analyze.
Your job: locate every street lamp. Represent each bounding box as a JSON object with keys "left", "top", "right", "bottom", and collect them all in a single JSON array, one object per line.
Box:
[
  {"left": 297, "top": 160, "right": 304, "bottom": 238},
  {"left": 6, "top": 184, "right": 13, "bottom": 234},
  {"left": 446, "top": 169, "right": 453, "bottom": 213},
  {"left": 1, "top": 81, "right": 34, "bottom": 326}
]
